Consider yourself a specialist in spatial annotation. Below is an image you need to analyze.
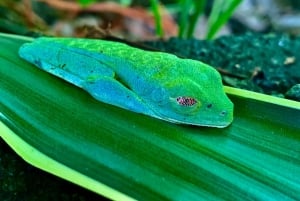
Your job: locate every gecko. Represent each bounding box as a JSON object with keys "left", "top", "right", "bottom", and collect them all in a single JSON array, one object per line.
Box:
[{"left": 18, "top": 37, "right": 233, "bottom": 128}]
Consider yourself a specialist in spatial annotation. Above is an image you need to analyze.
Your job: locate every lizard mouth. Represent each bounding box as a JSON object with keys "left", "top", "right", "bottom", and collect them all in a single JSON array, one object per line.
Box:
[{"left": 153, "top": 114, "right": 232, "bottom": 128}]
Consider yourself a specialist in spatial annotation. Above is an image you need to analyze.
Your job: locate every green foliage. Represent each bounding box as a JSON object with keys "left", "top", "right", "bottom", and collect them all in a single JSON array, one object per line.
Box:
[
  {"left": 178, "top": 0, "right": 206, "bottom": 38},
  {"left": 76, "top": 0, "right": 241, "bottom": 39},
  {"left": 206, "top": 0, "right": 242, "bottom": 39},
  {"left": 151, "top": 0, "right": 242, "bottom": 39},
  {"left": 150, "top": 0, "right": 164, "bottom": 37},
  {"left": 1, "top": 33, "right": 300, "bottom": 200},
  {"left": 76, "top": 0, "right": 97, "bottom": 7}
]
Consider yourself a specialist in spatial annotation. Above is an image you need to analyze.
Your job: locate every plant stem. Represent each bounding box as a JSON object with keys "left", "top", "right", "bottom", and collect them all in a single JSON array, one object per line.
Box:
[{"left": 150, "top": 0, "right": 164, "bottom": 38}]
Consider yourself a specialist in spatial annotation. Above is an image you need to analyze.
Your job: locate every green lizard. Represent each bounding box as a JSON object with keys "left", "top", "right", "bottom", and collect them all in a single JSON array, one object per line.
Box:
[{"left": 18, "top": 37, "right": 233, "bottom": 128}]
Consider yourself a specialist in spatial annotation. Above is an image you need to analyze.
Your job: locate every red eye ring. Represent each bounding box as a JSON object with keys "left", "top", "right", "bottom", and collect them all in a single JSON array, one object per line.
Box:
[{"left": 176, "top": 96, "right": 197, "bottom": 106}]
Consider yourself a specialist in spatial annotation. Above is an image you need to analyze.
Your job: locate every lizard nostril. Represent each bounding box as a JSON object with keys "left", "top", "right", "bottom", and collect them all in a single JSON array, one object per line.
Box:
[
  {"left": 206, "top": 103, "right": 213, "bottom": 108},
  {"left": 220, "top": 111, "right": 227, "bottom": 116}
]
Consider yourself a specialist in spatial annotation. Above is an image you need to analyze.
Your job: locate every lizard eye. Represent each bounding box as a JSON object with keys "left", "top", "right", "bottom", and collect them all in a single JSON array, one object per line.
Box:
[
  {"left": 170, "top": 96, "right": 201, "bottom": 115},
  {"left": 176, "top": 96, "right": 197, "bottom": 106}
]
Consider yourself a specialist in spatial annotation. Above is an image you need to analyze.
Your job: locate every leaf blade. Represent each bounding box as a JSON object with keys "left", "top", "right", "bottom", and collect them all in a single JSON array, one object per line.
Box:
[{"left": 1, "top": 34, "right": 300, "bottom": 200}]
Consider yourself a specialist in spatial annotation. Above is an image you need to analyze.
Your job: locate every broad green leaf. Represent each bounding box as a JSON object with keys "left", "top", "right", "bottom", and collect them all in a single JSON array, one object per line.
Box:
[{"left": 0, "top": 33, "right": 300, "bottom": 200}]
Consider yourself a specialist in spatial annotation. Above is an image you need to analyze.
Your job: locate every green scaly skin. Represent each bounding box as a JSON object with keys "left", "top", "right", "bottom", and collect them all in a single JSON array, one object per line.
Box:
[{"left": 18, "top": 37, "right": 233, "bottom": 127}]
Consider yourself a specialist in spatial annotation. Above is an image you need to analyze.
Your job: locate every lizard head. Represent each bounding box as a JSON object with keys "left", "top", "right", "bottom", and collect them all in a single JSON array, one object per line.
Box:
[{"left": 146, "top": 60, "right": 234, "bottom": 128}]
